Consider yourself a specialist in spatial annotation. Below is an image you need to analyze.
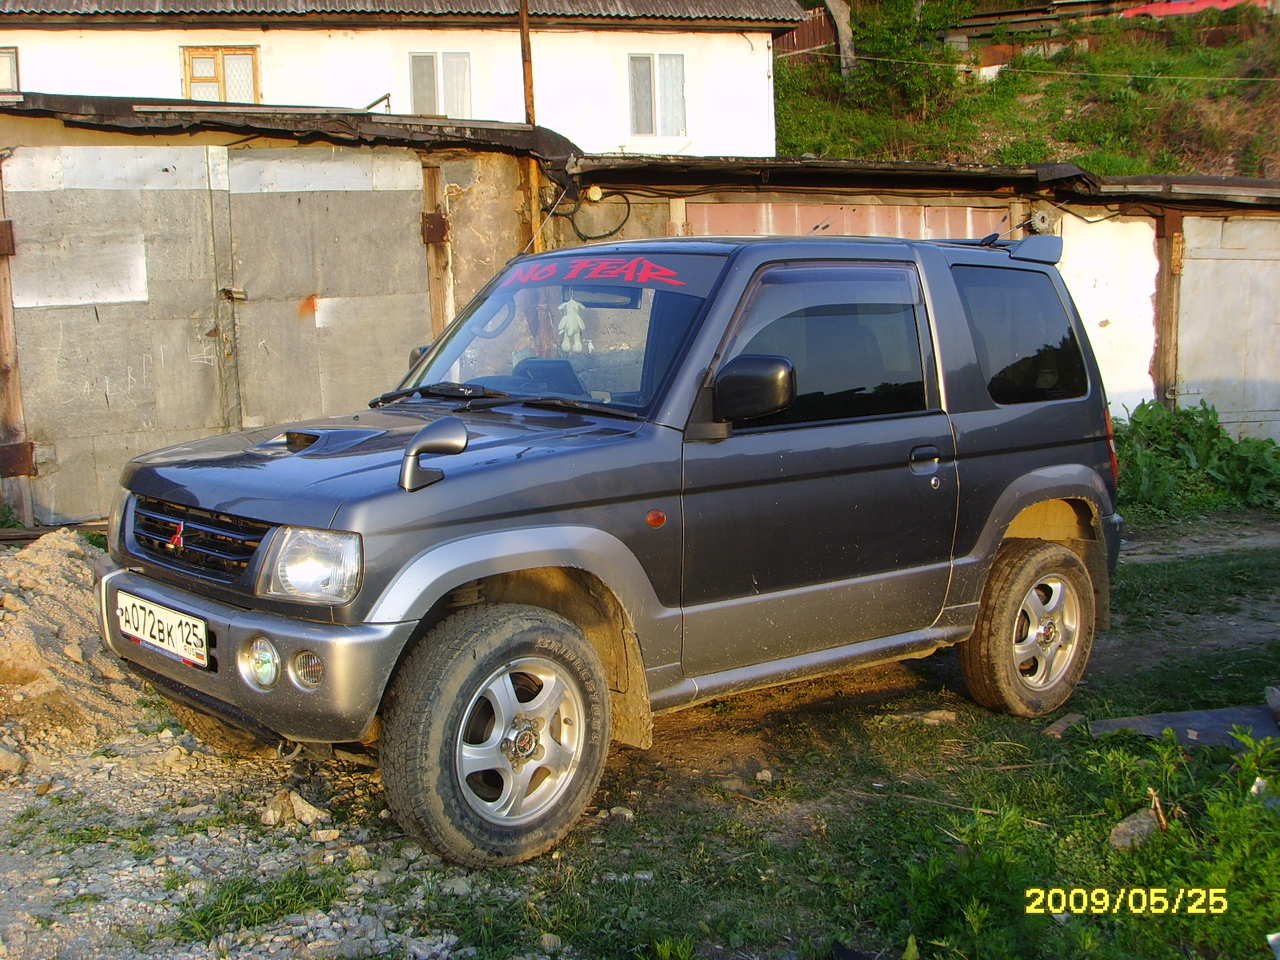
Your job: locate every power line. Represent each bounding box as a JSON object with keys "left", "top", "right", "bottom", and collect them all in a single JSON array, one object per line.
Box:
[{"left": 786, "top": 48, "right": 1280, "bottom": 82}]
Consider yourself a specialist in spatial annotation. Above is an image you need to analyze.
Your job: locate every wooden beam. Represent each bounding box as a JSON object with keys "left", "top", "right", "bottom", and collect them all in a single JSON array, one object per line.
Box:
[
  {"left": 0, "top": 151, "right": 33, "bottom": 523},
  {"left": 1153, "top": 211, "right": 1184, "bottom": 409},
  {"left": 421, "top": 163, "right": 455, "bottom": 341}
]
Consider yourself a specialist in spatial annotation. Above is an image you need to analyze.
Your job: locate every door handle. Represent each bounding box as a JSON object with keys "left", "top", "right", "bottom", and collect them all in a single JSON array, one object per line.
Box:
[{"left": 909, "top": 445, "right": 941, "bottom": 476}]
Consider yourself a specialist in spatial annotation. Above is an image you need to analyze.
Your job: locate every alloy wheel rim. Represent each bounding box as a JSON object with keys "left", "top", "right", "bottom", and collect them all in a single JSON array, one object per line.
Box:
[
  {"left": 1012, "top": 574, "right": 1080, "bottom": 690},
  {"left": 454, "top": 656, "right": 586, "bottom": 826}
]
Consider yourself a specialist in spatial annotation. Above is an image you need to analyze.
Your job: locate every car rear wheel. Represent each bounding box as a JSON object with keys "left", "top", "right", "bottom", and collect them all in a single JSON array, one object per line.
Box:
[
  {"left": 380, "top": 603, "right": 610, "bottom": 867},
  {"left": 960, "top": 539, "right": 1095, "bottom": 718}
]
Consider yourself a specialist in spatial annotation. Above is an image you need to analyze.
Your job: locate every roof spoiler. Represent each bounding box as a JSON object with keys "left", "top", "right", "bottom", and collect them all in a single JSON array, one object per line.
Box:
[{"left": 1009, "top": 235, "right": 1062, "bottom": 264}]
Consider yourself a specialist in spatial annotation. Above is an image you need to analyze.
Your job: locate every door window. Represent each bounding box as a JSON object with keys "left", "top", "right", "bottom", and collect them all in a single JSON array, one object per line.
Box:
[{"left": 722, "top": 262, "right": 928, "bottom": 427}]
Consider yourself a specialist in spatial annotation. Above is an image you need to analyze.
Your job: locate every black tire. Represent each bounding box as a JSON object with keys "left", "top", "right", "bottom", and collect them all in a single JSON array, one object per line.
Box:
[
  {"left": 381, "top": 603, "right": 611, "bottom": 867},
  {"left": 960, "top": 539, "right": 1096, "bottom": 718},
  {"left": 167, "top": 700, "right": 274, "bottom": 758}
]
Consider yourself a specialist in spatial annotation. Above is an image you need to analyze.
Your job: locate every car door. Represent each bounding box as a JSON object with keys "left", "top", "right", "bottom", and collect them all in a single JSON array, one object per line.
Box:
[{"left": 680, "top": 259, "right": 958, "bottom": 677}]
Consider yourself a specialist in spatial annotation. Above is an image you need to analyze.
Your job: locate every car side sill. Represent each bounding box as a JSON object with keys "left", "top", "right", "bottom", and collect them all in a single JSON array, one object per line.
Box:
[{"left": 650, "top": 623, "right": 973, "bottom": 715}]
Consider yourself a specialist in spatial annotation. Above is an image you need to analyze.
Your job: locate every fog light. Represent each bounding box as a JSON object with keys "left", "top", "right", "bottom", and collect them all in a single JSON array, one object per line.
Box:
[
  {"left": 247, "top": 636, "right": 280, "bottom": 689},
  {"left": 293, "top": 651, "right": 325, "bottom": 688}
]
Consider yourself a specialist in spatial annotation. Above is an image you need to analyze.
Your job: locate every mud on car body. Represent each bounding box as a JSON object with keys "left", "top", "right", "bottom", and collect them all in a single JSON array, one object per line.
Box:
[{"left": 97, "top": 234, "right": 1122, "bottom": 866}]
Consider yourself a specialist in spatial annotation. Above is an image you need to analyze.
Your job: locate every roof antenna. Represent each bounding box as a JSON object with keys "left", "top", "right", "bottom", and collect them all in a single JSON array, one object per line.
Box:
[{"left": 980, "top": 218, "right": 1035, "bottom": 246}]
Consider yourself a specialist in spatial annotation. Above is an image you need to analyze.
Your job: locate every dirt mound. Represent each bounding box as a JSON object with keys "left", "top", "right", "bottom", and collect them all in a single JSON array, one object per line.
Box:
[{"left": 0, "top": 530, "right": 145, "bottom": 767}]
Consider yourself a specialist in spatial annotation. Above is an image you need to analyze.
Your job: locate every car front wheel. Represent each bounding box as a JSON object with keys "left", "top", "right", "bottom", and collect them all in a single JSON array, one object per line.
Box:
[{"left": 380, "top": 603, "right": 611, "bottom": 866}]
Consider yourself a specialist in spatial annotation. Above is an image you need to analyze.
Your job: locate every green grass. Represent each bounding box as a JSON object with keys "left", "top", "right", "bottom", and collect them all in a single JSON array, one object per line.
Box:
[
  {"left": 1113, "top": 548, "right": 1280, "bottom": 621},
  {"left": 79, "top": 531, "right": 107, "bottom": 551},
  {"left": 0, "top": 503, "right": 18, "bottom": 528},
  {"left": 376, "top": 550, "right": 1280, "bottom": 959},
  {"left": 776, "top": 13, "right": 1280, "bottom": 174},
  {"left": 158, "top": 866, "right": 348, "bottom": 943}
]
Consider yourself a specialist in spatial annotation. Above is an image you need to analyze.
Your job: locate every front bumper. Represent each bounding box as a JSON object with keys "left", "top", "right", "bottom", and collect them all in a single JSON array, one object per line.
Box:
[{"left": 97, "top": 561, "right": 416, "bottom": 743}]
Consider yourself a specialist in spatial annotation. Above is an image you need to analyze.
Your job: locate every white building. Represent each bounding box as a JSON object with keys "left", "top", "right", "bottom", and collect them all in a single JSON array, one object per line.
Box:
[{"left": 0, "top": 0, "right": 802, "bottom": 156}]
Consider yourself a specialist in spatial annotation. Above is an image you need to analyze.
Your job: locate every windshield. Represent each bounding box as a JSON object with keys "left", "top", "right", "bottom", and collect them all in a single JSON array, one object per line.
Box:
[{"left": 401, "top": 252, "right": 727, "bottom": 416}]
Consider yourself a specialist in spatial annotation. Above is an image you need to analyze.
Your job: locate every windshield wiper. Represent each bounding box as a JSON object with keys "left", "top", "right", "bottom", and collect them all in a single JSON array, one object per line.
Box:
[
  {"left": 456, "top": 394, "right": 641, "bottom": 420},
  {"left": 369, "top": 382, "right": 509, "bottom": 409}
]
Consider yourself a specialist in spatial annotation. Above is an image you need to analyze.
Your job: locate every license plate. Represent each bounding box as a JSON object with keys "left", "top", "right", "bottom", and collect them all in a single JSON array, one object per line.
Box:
[{"left": 115, "top": 590, "right": 209, "bottom": 668}]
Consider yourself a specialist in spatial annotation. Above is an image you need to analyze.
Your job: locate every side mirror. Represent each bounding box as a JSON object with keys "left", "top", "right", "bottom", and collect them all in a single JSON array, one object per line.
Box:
[
  {"left": 408, "top": 343, "right": 431, "bottom": 369},
  {"left": 400, "top": 416, "right": 469, "bottom": 492},
  {"left": 713, "top": 355, "right": 796, "bottom": 423}
]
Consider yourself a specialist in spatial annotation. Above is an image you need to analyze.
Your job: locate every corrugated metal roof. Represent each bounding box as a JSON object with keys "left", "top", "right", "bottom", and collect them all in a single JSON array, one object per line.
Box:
[{"left": 0, "top": 0, "right": 804, "bottom": 20}]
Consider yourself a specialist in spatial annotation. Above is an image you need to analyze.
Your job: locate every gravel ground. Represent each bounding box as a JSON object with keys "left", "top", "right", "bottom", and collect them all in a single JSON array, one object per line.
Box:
[
  {"left": 0, "top": 533, "right": 556, "bottom": 960},
  {"left": 0, "top": 727, "right": 519, "bottom": 960}
]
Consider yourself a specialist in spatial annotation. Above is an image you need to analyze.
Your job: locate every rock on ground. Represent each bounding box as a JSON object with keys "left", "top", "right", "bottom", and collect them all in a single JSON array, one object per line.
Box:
[
  {"left": 0, "top": 530, "right": 145, "bottom": 764},
  {"left": 1109, "top": 808, "right": 1160, "bottom": 851}
]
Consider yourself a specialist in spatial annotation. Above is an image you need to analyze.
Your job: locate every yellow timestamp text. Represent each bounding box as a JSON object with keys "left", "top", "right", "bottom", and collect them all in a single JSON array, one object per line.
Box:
[{"left": 1024, "top": 887, "right": 1228, "bottom": 915}]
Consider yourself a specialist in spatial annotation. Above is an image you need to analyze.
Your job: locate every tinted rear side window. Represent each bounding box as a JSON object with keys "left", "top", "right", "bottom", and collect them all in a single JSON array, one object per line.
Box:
[{"left": 952, "top": 265, "right": 1087, "bottom": 405}]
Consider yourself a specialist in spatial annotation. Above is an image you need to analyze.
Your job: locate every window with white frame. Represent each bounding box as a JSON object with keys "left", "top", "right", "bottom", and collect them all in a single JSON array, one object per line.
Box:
[
  {"left": 0, "top": 48, "right": 18, "bottom": 95},
  {"left": 410, "top": 53, "right": 472, "bottom": 118},
  {"left": 628, "top": 53, "right": 685, "bottom": 137}
]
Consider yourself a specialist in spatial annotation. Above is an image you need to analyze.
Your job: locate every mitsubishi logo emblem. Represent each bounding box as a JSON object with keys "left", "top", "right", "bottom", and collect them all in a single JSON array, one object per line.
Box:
[{"left": 167, "top": 522, "right": 185, "bottom": 550}]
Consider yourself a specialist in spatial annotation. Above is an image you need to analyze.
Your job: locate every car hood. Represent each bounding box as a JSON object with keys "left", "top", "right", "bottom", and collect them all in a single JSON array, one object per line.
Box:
[{"left": 121, "top": 404, "right": 643, "bottom": 529}]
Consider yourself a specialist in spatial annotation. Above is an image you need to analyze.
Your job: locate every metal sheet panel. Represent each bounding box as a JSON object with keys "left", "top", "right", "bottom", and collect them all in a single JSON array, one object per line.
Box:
[
  {"left": 227, "top": 148, "right": 431, "bottom": 430},
  {"left": 1177, "top": 215, "right": 1280, "bottom": 440}
]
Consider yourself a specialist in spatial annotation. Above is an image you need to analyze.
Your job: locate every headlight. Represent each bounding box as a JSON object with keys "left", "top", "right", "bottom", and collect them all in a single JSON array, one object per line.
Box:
[
  {"left": 107, "top": 487, "right": 131, "bottom": 554},
  {"left": 257, "top": 527, "right": 361, "bottom": 604}
]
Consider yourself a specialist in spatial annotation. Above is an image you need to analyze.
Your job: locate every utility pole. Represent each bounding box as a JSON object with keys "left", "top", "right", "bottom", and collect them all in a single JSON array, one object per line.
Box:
[
  {"left": 517, "top": 0, "right": 544, "bottom": 254},
  {"left": 519, "top": 0, "right": 535, "bottom": 125}
]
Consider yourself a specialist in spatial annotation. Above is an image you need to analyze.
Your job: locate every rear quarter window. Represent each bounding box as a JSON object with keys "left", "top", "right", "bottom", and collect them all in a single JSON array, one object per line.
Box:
[{"left": 951, "top": 265, "right": 1087, "bottom": 405}]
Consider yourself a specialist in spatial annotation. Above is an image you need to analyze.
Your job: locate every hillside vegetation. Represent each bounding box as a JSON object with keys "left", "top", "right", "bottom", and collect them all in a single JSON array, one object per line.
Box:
[{"left": 776, "top": 8, "right": 1280, "bottom": 176}]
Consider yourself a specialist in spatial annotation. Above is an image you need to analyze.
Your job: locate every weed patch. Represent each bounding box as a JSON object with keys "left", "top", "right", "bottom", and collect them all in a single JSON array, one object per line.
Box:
[
  {"left": 1114, "top": 401, "right": 1280, "bottom": 525},
  {"left": 159, "top": 866, "right": 347, "bottom": 943}
]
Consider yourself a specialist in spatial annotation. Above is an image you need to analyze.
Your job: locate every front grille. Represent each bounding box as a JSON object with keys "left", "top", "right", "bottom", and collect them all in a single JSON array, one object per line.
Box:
[{"left": 131, "top": 496, "right": 274, "bottom": 584}]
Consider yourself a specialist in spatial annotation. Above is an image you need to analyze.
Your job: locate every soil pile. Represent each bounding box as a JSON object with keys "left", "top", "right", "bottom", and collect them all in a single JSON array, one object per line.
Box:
[{"left": 0, "top": 530, "right": 144, "bottom": 767}]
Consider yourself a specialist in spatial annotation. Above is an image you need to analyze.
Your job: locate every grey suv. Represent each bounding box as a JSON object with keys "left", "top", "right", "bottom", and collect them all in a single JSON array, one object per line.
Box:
[{"left": 97, "top": 235, "right": 1122, "bottom": 865}]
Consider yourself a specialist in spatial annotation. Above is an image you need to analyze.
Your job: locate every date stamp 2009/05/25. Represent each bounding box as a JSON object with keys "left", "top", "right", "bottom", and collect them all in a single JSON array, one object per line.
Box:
[{"left": 1025, "top": 887, "right": 1228, "bottom": 915}]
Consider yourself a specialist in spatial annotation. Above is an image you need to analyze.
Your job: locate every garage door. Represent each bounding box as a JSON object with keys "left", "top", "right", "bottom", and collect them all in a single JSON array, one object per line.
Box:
[{"left": 1176, "top": 216, "right": 1280, "bottom": 440}]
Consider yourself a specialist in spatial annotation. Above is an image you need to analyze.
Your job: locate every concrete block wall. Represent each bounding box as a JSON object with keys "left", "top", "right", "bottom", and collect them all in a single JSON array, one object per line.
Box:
[{"left": 3, "top": 144, "right": 436, "bottom": 522}]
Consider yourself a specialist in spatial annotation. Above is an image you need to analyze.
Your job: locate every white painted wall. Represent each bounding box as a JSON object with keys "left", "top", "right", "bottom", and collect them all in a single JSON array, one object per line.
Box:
[
  {"left": 1058, "top": 214, "right": 1159, "bottom": 418},
  {"left": 0, "top": 26, "right": 777, "bottom": 156}
]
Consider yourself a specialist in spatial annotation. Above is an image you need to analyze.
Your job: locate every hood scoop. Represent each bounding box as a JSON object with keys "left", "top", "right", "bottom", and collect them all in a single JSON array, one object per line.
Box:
[
  {"left": 284, "top": 431, "right": 319, "bottom": 452},
  {"left": 401, "top": 416, "right": 469, "bottom": 492},
  {"left": 255, "top": 427, "right": 386, "bottom": 457}
]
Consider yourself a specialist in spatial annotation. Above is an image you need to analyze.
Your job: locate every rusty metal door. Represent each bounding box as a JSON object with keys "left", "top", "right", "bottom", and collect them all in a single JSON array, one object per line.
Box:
[
  {"left": 1175, "top": 216, "right": 1280, "bottom": 440},
  {"left": 225, "top": 148, "right": 433, "bottom": 429}
]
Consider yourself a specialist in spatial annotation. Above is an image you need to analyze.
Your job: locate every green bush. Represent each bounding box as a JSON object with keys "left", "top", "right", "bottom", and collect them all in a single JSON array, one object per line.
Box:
[
  {"left": 846, "top": 0, "right": 973, "bottom": 119},
  {"left": 1114, "top": 400, "right": 1280, "bottom": 522}
]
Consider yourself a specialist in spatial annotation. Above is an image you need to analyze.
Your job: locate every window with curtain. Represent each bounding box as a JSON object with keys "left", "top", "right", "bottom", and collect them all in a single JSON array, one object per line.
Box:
[
  {"left": 411, "top": 52, "right": 472, "bottom": 118},
  {"left": 628, "top": 53, "right": 686, "bottom": 137},
  {"left": 182, "top": 47, "right": 259, "bottom": 103}
]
